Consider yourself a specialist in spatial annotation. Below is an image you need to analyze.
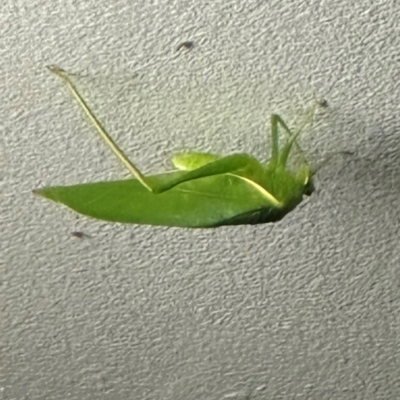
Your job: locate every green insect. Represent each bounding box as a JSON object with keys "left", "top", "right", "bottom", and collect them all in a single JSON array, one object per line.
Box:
[{"left": 34, "top": 66, "right": 321, "bottom": 228}]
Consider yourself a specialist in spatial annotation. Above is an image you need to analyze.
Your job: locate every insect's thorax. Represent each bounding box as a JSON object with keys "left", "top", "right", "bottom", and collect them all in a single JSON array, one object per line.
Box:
[{"left": 260, "top": 168, "right": 306, "bottom": 207}]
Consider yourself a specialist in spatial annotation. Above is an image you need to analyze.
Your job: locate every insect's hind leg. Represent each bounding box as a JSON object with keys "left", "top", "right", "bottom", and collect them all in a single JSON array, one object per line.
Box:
[
  {"left": 47, "top": 66, "right": 153, "bottom": 192},
  {"left": 152, "top": 153, "right": 262, "bottom": 194}
]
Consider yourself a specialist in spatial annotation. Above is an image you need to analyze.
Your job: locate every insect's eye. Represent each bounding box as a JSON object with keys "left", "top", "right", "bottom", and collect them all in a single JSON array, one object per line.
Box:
[{"left": 303, "top": 179, "right": 315, "bottom": 196}]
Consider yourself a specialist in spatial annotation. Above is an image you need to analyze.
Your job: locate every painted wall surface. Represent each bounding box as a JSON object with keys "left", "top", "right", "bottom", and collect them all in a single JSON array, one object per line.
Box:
[{"left": 2, "top": 1, "right": 399, "bottom": 399}]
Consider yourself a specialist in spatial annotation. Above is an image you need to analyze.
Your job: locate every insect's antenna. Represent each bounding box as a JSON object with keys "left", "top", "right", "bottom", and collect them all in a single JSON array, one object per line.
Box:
[{"left": 47, "top": 66, "right": 153, "bottom": 192}]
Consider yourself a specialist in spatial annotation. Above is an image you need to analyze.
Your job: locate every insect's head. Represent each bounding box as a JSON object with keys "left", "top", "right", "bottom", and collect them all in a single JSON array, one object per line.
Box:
[
  {"left": 297, "top": 165, "right": 315, "bottom": 196},
  {"left": 303, "top": 177, "right": 315, "bottom": 196}
]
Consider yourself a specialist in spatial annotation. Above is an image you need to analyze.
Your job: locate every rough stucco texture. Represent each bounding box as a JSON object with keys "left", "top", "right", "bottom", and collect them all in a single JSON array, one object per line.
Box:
[{"left": 2, "top": 0, "right": 400, "bottom": 399}]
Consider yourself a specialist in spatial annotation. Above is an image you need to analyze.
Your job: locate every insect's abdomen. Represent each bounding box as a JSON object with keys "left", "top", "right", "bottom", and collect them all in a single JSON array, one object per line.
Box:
[{"left": 214, "top": 202, "right": 299, "bottom": 226}]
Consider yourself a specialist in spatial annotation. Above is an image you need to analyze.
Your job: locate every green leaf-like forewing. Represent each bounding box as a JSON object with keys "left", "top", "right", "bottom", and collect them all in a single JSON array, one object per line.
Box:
[{"left": 35, "top": 172, "right": 285, "bottom": 228}]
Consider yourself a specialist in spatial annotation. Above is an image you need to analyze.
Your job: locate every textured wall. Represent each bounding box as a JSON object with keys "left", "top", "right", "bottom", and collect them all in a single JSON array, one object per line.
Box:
[{"left": 2, "top": 0, "right": 400, "bottom": 399}]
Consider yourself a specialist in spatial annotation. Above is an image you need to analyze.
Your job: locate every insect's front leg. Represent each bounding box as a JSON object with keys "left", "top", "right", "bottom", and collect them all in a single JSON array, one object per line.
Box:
[{"left": 270, "top": 114, "right": 310, "bottom": 169}]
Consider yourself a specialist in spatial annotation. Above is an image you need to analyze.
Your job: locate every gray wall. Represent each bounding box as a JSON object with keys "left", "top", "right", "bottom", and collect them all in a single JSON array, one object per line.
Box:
[{"left": 2, "top": 0, "right": 400, "bottom": 399}]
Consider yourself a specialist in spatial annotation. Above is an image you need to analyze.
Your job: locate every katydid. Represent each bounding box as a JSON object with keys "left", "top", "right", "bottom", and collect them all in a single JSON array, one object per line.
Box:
[{"left": 34, "top": 66, "right": 321, "bottom": 228}]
